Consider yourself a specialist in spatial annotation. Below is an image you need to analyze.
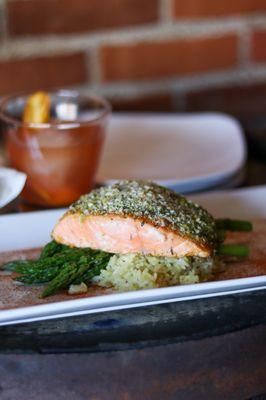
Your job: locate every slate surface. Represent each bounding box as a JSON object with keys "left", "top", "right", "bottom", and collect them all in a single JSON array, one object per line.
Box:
[{"left": 0, "top": 324, "right": 265, "bottom": 400}]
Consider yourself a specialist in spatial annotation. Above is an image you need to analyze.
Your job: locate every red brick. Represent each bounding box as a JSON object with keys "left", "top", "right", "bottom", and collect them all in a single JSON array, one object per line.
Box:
[
  {"left": 101, "top": 34, "right": 238, "bottom": 82},
  {"left": 186, "top": 83, "right": 266, "bottom": 119},
  {"left": 7, "top": 0, "right": 159, "bottom": 36},
  {"left": 251, "top": 30, "right": 266, "bottom": 62},
  {"left": 111, "top": 93, "right": 173, "bottom": 112},
  {"left": 172, "top": 0, "right": 266, "bottom": 18},
  {"left": 0, "top": 53, "right": 87, "bottom": 95}
]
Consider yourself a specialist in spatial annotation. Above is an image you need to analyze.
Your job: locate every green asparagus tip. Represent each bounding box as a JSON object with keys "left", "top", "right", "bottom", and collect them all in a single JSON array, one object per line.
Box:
[
  {"left": 217, "top": 244, "right": 250, "bottom": 258},
  {"left": 216, "top": 219, "right": 253, "bottom": 232}
]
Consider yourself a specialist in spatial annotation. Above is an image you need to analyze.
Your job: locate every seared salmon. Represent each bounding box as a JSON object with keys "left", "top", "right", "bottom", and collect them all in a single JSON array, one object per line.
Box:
[{"left": 52, "top": 181, "right": 218, "bottom": 258}]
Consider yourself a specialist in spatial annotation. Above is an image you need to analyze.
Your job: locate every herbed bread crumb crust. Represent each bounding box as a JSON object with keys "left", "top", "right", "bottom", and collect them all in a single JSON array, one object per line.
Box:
[{"left": 70, "top": 180, "right": 218, "bottom": 249}]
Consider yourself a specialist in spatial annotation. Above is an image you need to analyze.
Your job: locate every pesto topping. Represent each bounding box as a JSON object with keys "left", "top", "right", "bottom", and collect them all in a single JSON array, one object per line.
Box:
[{"left": 70, "top": 180, "right": 218, "bottom": 248}]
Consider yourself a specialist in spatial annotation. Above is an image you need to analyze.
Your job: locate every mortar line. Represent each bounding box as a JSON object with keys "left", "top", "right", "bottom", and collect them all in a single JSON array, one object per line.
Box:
[
  {"left": 77, "top": 65, "right": 266, "bottom": 100},
  {"left": 160, "top": 0, "right": 173, "bottom": 23},
  {"left": 0, "top": 15, "right": 266, "bottom": 60}
]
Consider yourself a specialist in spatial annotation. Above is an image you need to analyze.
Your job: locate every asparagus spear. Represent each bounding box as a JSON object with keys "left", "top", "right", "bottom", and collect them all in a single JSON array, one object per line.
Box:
[
  {"left": 41, "top": 259, "right": 90, "bottom": 298},
  {"left": 216, "top": 219, "right": 253, "bottom": 232},
  {"left": 18, "top": 264, "right": 62, "bottom": 284},
  {"left": 217, "top": 244, "right": 250, "bottom": 257},
  {"left": 40, "top": 240, "right": 68, "bottom": 259},
  {"left": 41, "top": 252, "right": 112, "bottom": 297},
  {"left": 3, "top": 259, "right": 34, "bottom": 272},
  {"left": 1, "top": 241, "right": 112, "bottom": 296},
  {"left": 4, "top": 241, "right": 73, "bottom": 275},
  {"left": 13, "top": 248, "right": 96, "bottom": 283},
  {"left": 215, "top": 219, "right": 252, "bottom": 257},
  {"left": 73, "top": 252, "right": 112, "bottom": 284}
]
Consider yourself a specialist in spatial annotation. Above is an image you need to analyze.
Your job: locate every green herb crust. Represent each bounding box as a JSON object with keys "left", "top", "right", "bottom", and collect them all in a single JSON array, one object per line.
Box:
[{"left": 70, "top": 180, "right": 218, "bottom": 249}]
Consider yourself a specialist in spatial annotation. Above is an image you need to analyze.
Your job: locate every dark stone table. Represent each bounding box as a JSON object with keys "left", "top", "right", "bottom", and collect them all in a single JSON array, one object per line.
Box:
[{"left": 0, "top": 156, "right": 266, "bottom": 400}]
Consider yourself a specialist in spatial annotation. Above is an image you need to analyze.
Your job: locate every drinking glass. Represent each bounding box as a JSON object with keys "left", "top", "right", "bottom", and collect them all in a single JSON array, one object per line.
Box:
[{"left": 0, "top": 90, "right": 111, "bottom": 207}]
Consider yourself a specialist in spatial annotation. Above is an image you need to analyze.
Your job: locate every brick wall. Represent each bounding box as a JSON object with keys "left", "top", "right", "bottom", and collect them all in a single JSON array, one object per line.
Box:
[{"left": 0, "top": 0, "right": 266, "bottom": 119}]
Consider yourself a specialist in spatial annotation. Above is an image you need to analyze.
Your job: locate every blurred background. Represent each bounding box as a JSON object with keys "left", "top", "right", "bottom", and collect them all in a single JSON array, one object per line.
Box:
[
  {"left": 1, "top": 0, "right": 266, "bottom": 189},
  {"left": 0, "top": 0, "right": 265, "bottom": 118}
]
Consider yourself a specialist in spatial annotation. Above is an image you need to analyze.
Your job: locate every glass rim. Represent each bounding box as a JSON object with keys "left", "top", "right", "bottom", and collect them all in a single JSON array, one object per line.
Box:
[{"left": 0, "top": 89, "right": 112, "bottom": 129}]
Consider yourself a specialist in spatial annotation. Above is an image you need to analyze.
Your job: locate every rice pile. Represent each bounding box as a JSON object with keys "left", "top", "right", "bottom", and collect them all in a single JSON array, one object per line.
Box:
[{"left": 93, "top": 253, "right": 220, "bottom": 292}]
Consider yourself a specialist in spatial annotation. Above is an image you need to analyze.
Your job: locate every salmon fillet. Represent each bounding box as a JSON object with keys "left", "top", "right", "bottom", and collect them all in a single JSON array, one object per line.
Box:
[{"left": 52, "top": 181, "right": 218, "bottom": 258}]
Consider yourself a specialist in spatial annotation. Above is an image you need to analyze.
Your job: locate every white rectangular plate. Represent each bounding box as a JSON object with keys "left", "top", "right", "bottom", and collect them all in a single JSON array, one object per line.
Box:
[
  {"left": 97, "top": 112, "right": 246, "bottom": 193},
  {"left": 0, "top": 186, "right": 266, "bottom": 325}
]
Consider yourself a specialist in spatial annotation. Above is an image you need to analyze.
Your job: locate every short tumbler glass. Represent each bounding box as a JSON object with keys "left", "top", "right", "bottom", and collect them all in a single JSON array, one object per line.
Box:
[{"left": 0, "top": 90, "right": 111, "bottom": 207}]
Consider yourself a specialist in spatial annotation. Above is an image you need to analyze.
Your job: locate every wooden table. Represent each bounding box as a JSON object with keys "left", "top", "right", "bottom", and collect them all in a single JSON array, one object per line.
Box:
[{"left": 0, "top": 155, "right": 266, "bottom": 400}]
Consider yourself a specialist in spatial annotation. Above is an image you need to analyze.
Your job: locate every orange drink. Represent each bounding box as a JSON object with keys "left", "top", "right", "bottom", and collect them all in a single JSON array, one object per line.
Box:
[{"left": 0, "top": 91, "right": 111, "bottom": 207}]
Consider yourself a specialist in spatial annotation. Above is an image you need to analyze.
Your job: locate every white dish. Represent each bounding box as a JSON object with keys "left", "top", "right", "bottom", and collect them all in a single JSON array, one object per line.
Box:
[
  {"left": 0, "top": 278, "right": 265, "bottom": 326},
  {"left": 0, "top": 167, "right": 26, "bottom": 209},
  {"left": 0, "top": 185, "right": 265, "bottom": 325},
  {"left": 97, "top": 113, "right": 246, "bottom": 193}
]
